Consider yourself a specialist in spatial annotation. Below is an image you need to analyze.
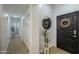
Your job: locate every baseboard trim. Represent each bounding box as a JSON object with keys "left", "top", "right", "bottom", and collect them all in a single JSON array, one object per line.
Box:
[
  {"left": 49, "top": 43, "right": 54, "bottom": 48},
  {"left": 48, "top": 41, "right": 56, "bottom": 48}
]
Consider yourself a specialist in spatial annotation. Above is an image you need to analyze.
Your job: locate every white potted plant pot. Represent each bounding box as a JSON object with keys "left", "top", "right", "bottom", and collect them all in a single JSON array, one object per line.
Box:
[
  {"left": 44, "top": 47, "right": 49, "bottom": 54},
  {"left": 43, "top": 43, "right": 49, "bottom": 54}
]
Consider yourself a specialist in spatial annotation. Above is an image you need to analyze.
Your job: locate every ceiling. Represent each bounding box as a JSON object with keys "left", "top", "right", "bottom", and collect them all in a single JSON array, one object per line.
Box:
[{"left": 3, "top": 4, "right": 29, "bottom": 17}]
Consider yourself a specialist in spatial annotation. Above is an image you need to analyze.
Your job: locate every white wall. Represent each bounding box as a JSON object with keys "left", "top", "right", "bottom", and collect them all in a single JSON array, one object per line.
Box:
[
  {"left": 28, "top": 4, "right": 56, "bottom": 53},
  {"left": 28, "top": 5, "right": 40, "bottom": 53},
  {"left": 0, "top": 5, "right": 2, "bottom": 16},
  {"left": 22, "top": 15, "right": 30, "bottom": 51},
  {"left": 0, "top": 16, "right": 10, "bottom": 53},
  {"left": 0, "top": 5, "right": 10, "bottom": 53},
  {"left": 0, "top": 4, "right": 3, "bottom": 51},
  {"left": 39, "top": 5, "right": 55, "bottom": 53},
  {"left": 31, "top": 5, "right": 40, "bottom": 53}
]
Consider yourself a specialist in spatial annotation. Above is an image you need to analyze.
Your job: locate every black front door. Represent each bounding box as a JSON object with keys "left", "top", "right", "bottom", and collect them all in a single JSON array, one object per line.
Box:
[{"left": 57, "top": 11, "right": 79, "bottom": 54}]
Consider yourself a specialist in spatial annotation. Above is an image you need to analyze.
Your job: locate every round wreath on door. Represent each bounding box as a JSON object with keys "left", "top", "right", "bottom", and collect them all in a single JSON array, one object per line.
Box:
[{"left": 60, "top": 18, "right": 71, "bottom": 28}]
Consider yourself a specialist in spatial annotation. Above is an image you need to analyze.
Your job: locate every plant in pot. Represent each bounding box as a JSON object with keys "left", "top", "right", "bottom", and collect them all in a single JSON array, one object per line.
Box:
[
  {"left": 42, "top": 17, "right": 51, "bottom": 54},
  {"left": 42, "top": 29, "right": 49, "bottom": 54}
]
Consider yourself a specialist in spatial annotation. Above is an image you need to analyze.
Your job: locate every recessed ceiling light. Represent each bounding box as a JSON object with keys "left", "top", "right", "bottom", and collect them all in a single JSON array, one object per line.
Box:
[
  {"left": 14, "top": 15, "right": 18, "bottom": 18},
  {"left": 5, "top": 14, "right": 9, "bottom": 17},
  {"left": 38, "top": 4, "right": 42, "bottom": 7}
]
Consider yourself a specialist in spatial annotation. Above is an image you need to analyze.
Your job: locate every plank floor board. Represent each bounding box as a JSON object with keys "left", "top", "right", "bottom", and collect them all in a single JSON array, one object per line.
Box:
[
  {"left": 49, "top": 46, "right": 69, "bottom": 54},
  {"left": 6, "top": 36, "right": 29, "bottom": 54}
]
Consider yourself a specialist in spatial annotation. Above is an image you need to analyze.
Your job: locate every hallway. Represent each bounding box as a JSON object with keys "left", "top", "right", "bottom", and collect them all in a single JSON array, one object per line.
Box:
[{"left": 6, "top": 36, "right": 29, "bottom": 54}]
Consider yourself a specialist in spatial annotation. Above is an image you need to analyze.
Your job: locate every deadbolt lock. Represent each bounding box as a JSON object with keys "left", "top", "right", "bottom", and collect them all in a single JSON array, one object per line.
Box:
[{"left": 74, "top": 30, "right": 76, "bottom": 35}]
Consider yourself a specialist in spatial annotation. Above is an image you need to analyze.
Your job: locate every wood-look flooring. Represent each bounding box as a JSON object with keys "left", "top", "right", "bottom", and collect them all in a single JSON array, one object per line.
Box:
[
  {"left": 6, "top": 36, "right": 29, "bottom": 54},
  {"left": 4, "top": 35, "right": 69, "bottom": 54},
  {"left": 49, "top": 46, "right": 69, "bottom": 54}
]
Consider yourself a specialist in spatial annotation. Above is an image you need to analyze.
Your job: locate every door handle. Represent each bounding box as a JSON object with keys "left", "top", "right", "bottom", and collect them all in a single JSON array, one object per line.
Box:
[
  {"left": 73, "top": 29, "right": 76, "bottom": 35},
  {"left": 73, "top": 30, "right": 77, "bottom": 37},
  {"left": 73, "top": 34, "right": 77, "bottom": 37}
]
